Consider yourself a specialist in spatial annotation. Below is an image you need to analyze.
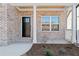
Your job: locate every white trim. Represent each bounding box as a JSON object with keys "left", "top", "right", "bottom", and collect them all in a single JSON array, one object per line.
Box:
[
  {"left": 64, "top": 7, "right": 68, "bottom": 30},
  {"left": 33, "top": 5, "right": 37, "bottom": 43},
  {"left": 72, "top": 3, "right": 77, "bottom": 43},
  {"left": 50, "top": 16, "right": 51, "bottom": 31},
  {"left": 16, "top": 7, "right": 65, "bottom": 11},
  {"left": 11, "top": 3, "right": 73, "bottom": 7}
]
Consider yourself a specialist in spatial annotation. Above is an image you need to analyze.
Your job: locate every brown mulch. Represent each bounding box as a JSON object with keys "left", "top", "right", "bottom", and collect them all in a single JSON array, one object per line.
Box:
[{"left": 22, "top": 44, "right": 79, "bottom": 56}]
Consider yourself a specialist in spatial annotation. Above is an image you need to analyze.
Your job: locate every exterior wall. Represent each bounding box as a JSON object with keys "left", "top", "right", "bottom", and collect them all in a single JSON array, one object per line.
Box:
[
  {"left": 0, "top": 3, "right": 66, "bottom": 45},
  {"left": 0, "top": 4, "right": 8, "bottom": 45},
  {"left": 0, "top": 4, "right": 33, "bottom": 45},
  {"left": 7, "top": 4, "right": 20, "bottom": 44},
  {"left": 7, "top": 4, "right": 33, "bottom": 44},
  {"left": 65, "top": 29, "right": 72, "bottom": 42},
  {"left": 16, "top": 10, "right": 66, "bottom": 43},
  {"left": 16, "top": 10, "right": 33, "bottom": 43},
  {"left": 36, "top": 10, "right": 66, "bottom": 43}
]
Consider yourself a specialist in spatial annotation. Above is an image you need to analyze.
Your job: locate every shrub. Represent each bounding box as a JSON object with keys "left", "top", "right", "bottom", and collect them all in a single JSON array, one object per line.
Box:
[{"left": 43, "top": 48, "right": 54, "bottom": 56}]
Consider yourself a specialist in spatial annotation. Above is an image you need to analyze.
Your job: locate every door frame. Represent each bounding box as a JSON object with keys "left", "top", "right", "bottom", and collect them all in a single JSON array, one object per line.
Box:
[{"left": 21, "top": 16, "right": 32, "bottom": 38}]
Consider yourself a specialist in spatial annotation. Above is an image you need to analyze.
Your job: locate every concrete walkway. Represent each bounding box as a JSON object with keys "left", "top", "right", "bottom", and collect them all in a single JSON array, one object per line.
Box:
[
  {"left": 46, "top": 39, "right": 71, "bottom": 44},
  {"left": 0, "top": 43, "right": 32, "bottom": 56}
]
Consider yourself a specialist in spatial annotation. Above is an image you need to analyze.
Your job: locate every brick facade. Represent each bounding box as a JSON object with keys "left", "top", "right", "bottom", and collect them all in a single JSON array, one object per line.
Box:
[
  {"left": 0, "top": 4, "right": 66, "bottom": 45},
  {"left": 36, "top": 11, "right": 66, "bottom": 43},
  {"left": 0, "top": 4, "right": 8, "bottom": 46}
]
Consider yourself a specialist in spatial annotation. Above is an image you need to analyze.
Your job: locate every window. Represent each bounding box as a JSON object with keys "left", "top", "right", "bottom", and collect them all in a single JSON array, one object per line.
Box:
[
  {"left": 41, "top": 16, "right": 59, "bottom": 31},
  {"left": 42, "top": 16, "right": 50, "bottom": 31},
  {"left": 51, "top": 16, "right": 59, "bottom": 31},
  {"left": 22, "top": 17, "right": 31, "bottom": 37}
]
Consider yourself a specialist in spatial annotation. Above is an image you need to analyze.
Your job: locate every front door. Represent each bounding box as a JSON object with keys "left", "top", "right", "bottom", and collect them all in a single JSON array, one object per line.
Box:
[{"left": 22, "top": 17, "right": 31, "bottom": 37}]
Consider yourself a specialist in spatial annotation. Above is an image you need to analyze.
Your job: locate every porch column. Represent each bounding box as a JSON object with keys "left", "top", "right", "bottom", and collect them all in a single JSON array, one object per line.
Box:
[
  {"left": 72, "top": 3, "right": 77, "bottom": 43},
  {"left": 33, "top": 5, "right": 37, "bottom": 43}
]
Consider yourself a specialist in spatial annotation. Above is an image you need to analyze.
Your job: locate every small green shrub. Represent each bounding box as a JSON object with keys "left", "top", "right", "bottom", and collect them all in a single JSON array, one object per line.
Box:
[
  {"left": 58, "top": 48, "right": 67, "bottom": 55},
  {"left": 43, "top": 48, "right": 54, "bottom": 56}
]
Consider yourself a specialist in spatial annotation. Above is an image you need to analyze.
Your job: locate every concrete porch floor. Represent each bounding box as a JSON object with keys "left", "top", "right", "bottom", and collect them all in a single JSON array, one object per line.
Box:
[
  {"left": 0, "top": 43, "right": 32, "bottom": 56},
  {"left": 37, "top": 39, "right": 71, "bottom": 44},
  {"left": 46, "top": 39, "right": 71, "bottom": 44},
  {"left": 0, "top": 39, "right": 71, "bottom": 56}
]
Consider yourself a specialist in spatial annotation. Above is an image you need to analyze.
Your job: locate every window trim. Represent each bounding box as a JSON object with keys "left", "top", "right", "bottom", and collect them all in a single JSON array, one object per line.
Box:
[{"left": 41, "top": 16, "right": 60, "bottom": 32}]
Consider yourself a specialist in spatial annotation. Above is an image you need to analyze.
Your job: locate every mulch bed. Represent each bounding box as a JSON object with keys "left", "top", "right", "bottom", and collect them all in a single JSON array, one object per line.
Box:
[{"left": 22, "top": 44, "right": 79, "bottom": 56}]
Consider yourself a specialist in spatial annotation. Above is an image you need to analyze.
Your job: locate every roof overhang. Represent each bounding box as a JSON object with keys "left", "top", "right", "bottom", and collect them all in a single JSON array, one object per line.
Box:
[
  {"left": 9, "top": 3, "right": 73, "bottom": 11},
  {"left": 10, "top": 3, "right": 73, "bottom": 7}
]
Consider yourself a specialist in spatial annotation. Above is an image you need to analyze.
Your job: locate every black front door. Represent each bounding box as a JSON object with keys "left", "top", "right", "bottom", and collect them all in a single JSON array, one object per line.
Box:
[{"left": 22, "top": 17, "right": 31, "bottom": 37}]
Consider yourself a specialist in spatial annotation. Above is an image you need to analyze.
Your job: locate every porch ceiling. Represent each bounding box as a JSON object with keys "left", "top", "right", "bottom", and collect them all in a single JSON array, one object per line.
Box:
[
  {"left": 37, "top": 6, "right": 65, "bottom": 8},
  {"left": 0, "top": 3, "right": 73, "bottom": 11},
  {"left": 10, "top": 3, "right": 73, "bottom": 7},
  {"left": 16, "top": 6, "right": 65, "bottom": 11},
  {"left": 11, "top": 3, "right": 72, "bottom": 11}
]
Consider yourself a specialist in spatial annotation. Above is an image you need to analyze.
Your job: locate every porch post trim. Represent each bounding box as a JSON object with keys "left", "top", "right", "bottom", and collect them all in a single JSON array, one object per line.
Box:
[
  {"left": 72, "top": 3, "right": 77, "bottom": 43},
  {"left": 33, "top": 5, "right": 37, "bottom": 43}
]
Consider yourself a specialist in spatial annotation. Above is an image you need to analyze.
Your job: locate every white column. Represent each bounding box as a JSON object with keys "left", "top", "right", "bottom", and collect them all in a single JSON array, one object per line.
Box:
[
  {"left": 72, "top": 4, "right": 77, "bottom": 43},
  {"left": 33, "top": 5, "right": 37, "bottom": 43}
]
